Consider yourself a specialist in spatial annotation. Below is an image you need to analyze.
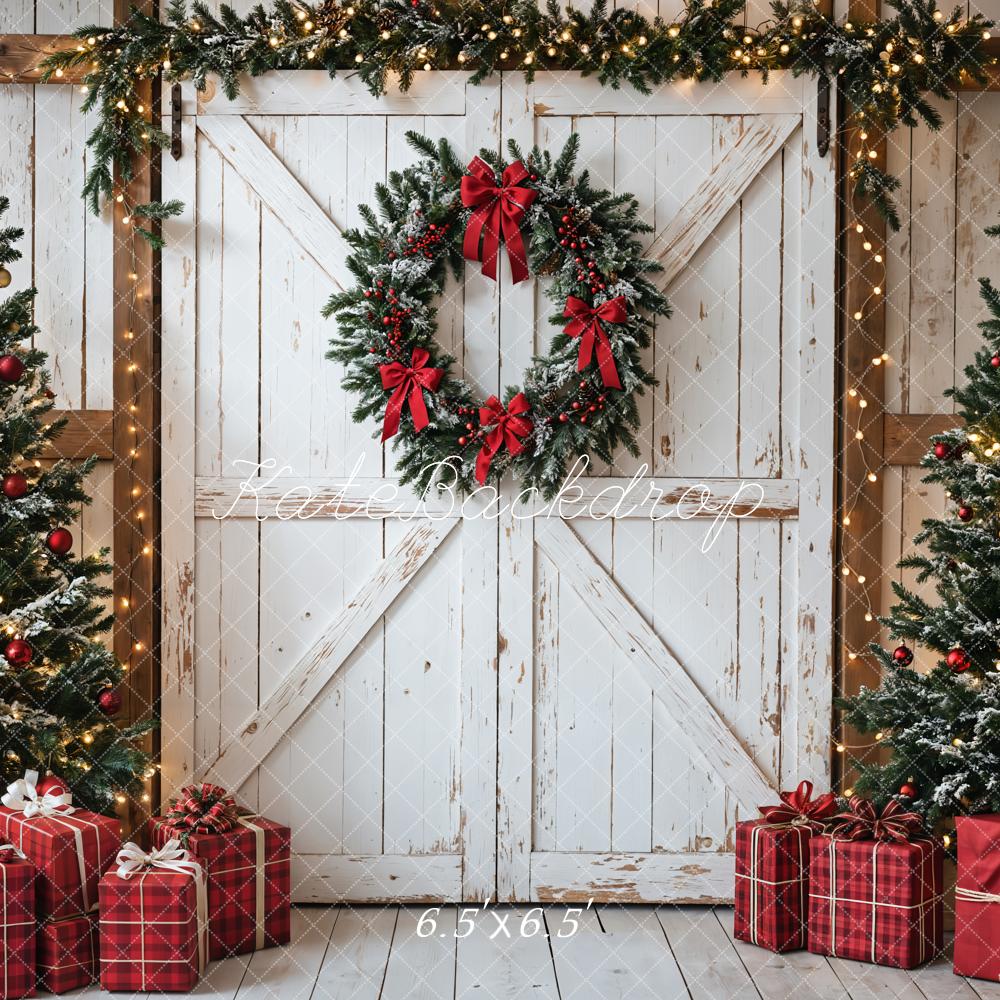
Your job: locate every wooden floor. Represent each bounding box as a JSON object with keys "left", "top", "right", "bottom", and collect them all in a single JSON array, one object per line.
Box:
[
  {"left": 82, "top": 906, "right": 1000, "bottom": 1000},
  {"left": 94, "top": 905, "right": 1000, "bottom": 999}
]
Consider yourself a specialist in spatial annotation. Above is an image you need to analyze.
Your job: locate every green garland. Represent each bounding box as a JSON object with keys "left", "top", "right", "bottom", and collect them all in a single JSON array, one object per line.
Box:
[
  {"left": 42, "top": 0, "right": 993, "bottom": 240},
  {"left": 324, "top": 131, "right": 667, "bottom": 497}
]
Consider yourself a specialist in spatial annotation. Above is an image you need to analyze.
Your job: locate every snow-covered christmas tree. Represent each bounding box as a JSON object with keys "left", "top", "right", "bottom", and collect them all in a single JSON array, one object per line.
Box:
[
  {"left": 0, "top": 196, "right": 151, "bottom": 813},
  {"left": 842, "top": 236, "right": 1000, "bottom": 827}
]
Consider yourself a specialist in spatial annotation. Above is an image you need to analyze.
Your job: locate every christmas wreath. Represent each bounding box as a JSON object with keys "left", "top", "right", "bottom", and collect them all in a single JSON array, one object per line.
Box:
[{"left": 324, "top": 132, "right": 669, "bottom": 497}]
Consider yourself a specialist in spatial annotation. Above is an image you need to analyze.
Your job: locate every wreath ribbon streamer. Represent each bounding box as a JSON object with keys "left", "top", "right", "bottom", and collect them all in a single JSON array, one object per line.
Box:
[
  {"left": 563, "top": 295, "right": 628, "bottom": 389},
  {"left": 475, "top": 394, "right": 533, "bottom": 485},
  {"left": 461, "top": 157, "right": 537, "bottom": 284},
  {"left": 379, "top": 348, "right": 443, "bottom": 441}
]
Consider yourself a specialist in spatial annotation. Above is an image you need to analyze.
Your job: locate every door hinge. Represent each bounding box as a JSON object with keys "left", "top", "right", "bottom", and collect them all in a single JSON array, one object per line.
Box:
[
  {"left": 816, "top": 75, "right": 831, "bottom": 158},
  {"left": 170, "top": 84, "right": 183, "bottom": 160}
]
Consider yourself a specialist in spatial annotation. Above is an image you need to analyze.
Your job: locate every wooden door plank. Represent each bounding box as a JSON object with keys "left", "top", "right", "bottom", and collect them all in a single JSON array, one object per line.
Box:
[
  {"left": 647, "top": 114, "right": 800, "bottom": 290},
  {"left": 535, "top": 519, "right": 775, "bottom": 811},
  {"left": 883, "top": 413, "right": 962, "bottom": 466},
  {"left": 0, "top": 34, "right": 84, "bottom": 83},
  {"left": 41, "top": 409, "right": 114, "bottom": 459},
  {"left": 380, "top": 907, "right": 458, "bottom": 1000},
  {"left": 455, "top": 906, "right": 560, "bottom": 1000},
  {"left": 293, "top": 854, "right": 462, "bottom": 904},
  {"left": 197, "top": 115, "right": 353, "bottom": 291},
  {"left": 313, "top": 907, "right": 397, "bottom": 1000},
  {"left": 657, "top": 906, "right": 759, "bottom": 1000},
  {"left": 237, "top": 907, "right": 338, "bottom": 1000},
  {"left": 548, "top": 905, "right": 688, "bottom": 1000},
  {"left": 194, "top": 518, "right": 458, "bottom": 791},
  {"left": 718, "top": 909, "right": 848, "bottom": 1000}
]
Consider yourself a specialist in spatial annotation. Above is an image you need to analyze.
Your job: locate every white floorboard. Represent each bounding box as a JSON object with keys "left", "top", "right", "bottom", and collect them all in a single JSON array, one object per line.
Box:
[{"left": 72, "top": 904, "right": 1000, "bottom": 1000}]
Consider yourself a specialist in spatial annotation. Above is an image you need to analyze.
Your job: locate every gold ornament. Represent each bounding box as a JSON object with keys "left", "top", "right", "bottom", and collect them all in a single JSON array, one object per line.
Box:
[{"left": 0, "top": 267, "right": 11, "bottom": 288}]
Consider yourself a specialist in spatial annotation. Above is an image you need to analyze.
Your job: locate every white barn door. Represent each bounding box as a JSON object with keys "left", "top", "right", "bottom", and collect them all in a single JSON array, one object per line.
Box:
[{"left": 159, "top": 71, "right": 835, "bottom": 903}]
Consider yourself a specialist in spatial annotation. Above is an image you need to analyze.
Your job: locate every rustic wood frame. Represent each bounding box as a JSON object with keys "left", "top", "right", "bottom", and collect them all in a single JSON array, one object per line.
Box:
[{"left": 1, "top": 13, "right": 995, "bottom": 829}]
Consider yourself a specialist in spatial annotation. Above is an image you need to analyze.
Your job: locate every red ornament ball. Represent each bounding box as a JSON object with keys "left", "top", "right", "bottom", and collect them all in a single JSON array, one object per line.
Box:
[
  {"left": 34, "top": 773, "right": 68, "bottom": 799},
  {"left": 992, "top": 354, "right": 1000, "bottom": 368},
  {"left": 947, "top": 648, "right": 971, "bottom": 673},
  {"left": 2, "top": 472, "right": 28, "bottom": 499},
  {"left": 958, "top": 505, "right": 974, "bottom": 522},
  {"left": 45, "top": 527, "right": 73, "bottom": 555},
  {"left": 3, "top": 639, "right": 33, "bottom": 668},
  {"left": 933, "top": 442, "right": 952, "bottom": 460},
  {"left": 892, "top": 644, "right": 914, "bottom": 667},
  {"left": 97, "top": 687, "right": 123, "bottom": 716},
  {"left": 0, "top": 354, "right": 25, "bottom": 383},
  {"left": 899, "top": 783, "right": 918, "bottom": 799}
]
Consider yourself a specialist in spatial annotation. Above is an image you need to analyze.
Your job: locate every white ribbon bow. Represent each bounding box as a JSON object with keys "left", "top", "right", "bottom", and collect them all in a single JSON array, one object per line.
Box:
[
  {"left": 1, "top": 769, "right": 75, "bottom": 818},
  {"left": 116, "top": 839, "right": 209, "bottom": 975}
]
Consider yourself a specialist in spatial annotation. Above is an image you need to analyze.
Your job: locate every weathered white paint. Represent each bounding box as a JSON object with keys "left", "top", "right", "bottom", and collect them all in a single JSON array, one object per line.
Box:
[{"left": 161, "top": 71, "right": 836, "bottom": 904}]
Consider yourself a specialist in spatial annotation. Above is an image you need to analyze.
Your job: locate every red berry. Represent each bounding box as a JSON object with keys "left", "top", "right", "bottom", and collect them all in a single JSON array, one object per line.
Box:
[{"left": 558, "top": 413, "right": 568, "bottom": 423}]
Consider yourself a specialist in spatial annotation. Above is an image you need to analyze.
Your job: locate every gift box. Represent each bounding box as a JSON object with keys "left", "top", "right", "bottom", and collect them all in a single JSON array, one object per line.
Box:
[
  {"left": 149, "top": 784, "right": 290, "bottom": 959},
  {"left": 0, "top": 846, "right": 36, "bottom": 1000},
  {"left": 0, "top": 773, "right": 119, "bottom": 921},
  {"left": 954, "top": 814, "right": 1000, "bottom": 981},
  {"left": 99, "top": 842, "right": 206, "bottom": 993},
  {"left": 36, "top": 913, "right": 97, "bottom": 994},
  {"left": 734, "top": 781, "right": 836, "bottom": 952},
  {"left": 807, "top": 799, "right": 943, "bottom": 969}
]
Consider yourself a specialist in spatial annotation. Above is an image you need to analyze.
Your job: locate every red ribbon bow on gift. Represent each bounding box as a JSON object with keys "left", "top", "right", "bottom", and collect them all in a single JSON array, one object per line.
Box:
[
  {"left": 164, "top": 782, "right": 239, "bottom": 837},
  {"left": 563, "top": 295, "right": 628, "bottom": 389},
  {"left": 828, "top": 797, "right": 925, "bottom": 843},
  {"left": 379, "top": 348, "right": 444, "bottom": 441},
  {"left": 461, "top": 157, "right": 537, "bottom": 284},
  {"left": 475, "top": 393, "right": 533, "bottom": 485},
  {"left": 757, "top": 780, "right": 837, "bottom": 832}
]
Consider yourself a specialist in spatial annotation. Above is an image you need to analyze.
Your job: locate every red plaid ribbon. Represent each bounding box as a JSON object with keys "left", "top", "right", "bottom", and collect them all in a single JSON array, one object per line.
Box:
[
  {"left": 758, "top": 780, "right": 837, "bottom": 832},
  {"left": 562, "top": 295, "right": 627, "bottom": 389},
  {"left": 163, "top": 783, "right": 239, "bottom": 838},
  {"left": 828, "top": 797, "right": 924, "bottom": 842},
  {"left": 475, "top": 393, "right": 533, "bottom": 485},
  {"left": 461, "top": 156, "right": 537, "bottom": 283}
]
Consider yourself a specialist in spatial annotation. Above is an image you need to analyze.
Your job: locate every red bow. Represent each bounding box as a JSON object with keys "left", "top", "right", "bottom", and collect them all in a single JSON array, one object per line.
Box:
[
  {"left": 758, "top": 780, "right": 837, "bottom": 832},
  {"left": 163, "top": 782, "right": 239, "bottom": 838},
  {"left": 828, "top": 797, "right": 925, "bottom": 843},
  {"left": 475, "top": 393, "right": 533, "bottom": 485},
  {"left": 461, "top": 157, "right": 537, "bottom": 284},
  {"left": 379, "top": 348, "right": 443, "bottom": 441},
  {"left": 563, "top": 295, "right": 627, "bottom": 389}
]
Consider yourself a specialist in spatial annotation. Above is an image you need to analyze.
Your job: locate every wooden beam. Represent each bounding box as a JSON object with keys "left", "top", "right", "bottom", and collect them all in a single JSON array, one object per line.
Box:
[
  {"left": 883, "top": 412, "right": 962, "bottom": 466},
  {"left": 835, "top": 0, "right": 888, "bottom": 796},
  {"left": 40, "top": 409, "right": 114, "bottom": 460},
  {"left": 112, "top": 0, "right": 157, "bottom": 836},
  {"left": 0, "top": 35, "right": 85, "bottom": 84}
]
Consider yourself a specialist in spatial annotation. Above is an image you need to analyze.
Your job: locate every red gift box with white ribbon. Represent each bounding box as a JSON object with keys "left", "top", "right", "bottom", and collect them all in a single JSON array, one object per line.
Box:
[
  {"left": 807, "top": 798, "right": 943, "bottom": 968},
  {"left": 36, "top": 912, "right": 97, "bottom": 994},
  {"left": 148, "top": 783, "right": 290, "bottom": 960},
  {"left": 99, "top": 839, "right": 208, "bottom": 993},
  {"left": 0, "top": 771, "right": 118, "bottom": 921},
  {"left": 734, "top": 781, "right": 837, "bottom": 952},
  {"left": 0, "top": 845, "right": 35, "bottom": 1000},
  {"left": 954, "top": 814, "right": 1000, "bottom": 981}
]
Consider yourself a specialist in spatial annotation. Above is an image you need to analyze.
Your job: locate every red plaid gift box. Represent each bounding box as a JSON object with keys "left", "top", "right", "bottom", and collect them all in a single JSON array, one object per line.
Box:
[
  {"left": 954, "top": 814, "right": 1000, "bottom": 981},
  {"left": 0, "top": 845, "right": 35, "bottom": 1000},
  {"left": 99, "top": 840, "right": 208, "bottom": 992},
  {"left": 807, "top": 799, "right": 943, "bottom": 969},
  {"left": 0, "top": 771, "right": 119, "bottom": 921},
  {"left": 734, "top": 781, "right": 836, "bottom": 952},
  {"left": 36, "top": 913, "right": 97, "bottom": 994},
  {"left": 149, "top": 784, "right": 290, "bottom": 959}
]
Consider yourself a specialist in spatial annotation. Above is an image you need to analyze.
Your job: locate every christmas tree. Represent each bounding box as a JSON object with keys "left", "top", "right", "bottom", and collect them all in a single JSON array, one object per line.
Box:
[
  {"left": 842, "top": 244, "right": 1000, "bottom": 827},
  {"left": 0, "top": 196, "right": 151, "bottom": 814}
]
